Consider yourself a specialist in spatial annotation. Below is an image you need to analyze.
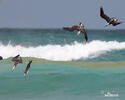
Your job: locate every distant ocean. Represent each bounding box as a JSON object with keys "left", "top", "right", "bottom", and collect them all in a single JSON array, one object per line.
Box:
[{"left": 0, "top": 28, "right": 125, "bottom": 100}]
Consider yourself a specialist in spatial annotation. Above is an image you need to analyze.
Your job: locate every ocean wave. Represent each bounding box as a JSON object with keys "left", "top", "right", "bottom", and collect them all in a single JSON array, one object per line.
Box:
[{"left": 0, "top": 40, "right": 125, "bottom": 61}]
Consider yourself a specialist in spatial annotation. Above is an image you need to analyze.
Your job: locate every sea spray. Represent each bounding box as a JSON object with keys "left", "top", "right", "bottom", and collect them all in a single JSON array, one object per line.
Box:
[{"left": 0, "top": 40, "right": 125, "bottom": 61}]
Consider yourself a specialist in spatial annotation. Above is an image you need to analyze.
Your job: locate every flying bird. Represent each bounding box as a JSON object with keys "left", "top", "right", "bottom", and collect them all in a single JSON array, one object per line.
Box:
[
  {"left": 100, "top": 7, "right": 122, "bottom": 26},
  {"left": 63, "top": 22, "right": 88, "bottom": 42},
  {"left": 24, "top": 60, "right": 32, "bottom": 76},
  {"left": 12, "top": 54, "right": 22, "bottom": 72}
]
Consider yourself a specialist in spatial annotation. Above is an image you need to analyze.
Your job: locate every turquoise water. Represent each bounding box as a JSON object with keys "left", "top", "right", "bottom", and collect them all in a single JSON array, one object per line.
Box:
[
  {"left": 0, "top": 29, "right": 125, "bottom": 100},
  {"left": 0, "top": 29, "right": 125, "bottom": 61},
  {"left": 0, "top": 29, "right": 125, "bottom": 46},
  {"left": 0, "top": 63, "right": 125, "bottom": 100}
]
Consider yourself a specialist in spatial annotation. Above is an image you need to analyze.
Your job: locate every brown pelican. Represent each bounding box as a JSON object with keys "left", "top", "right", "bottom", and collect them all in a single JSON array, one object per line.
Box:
[
  {"left": 100, "top": 7, "right": 122, "bottom": 26},
  {"left": 24, "top": 60, "right": 32, "bottom": 76},
  {"left": 12, "top": 54, "right": 22, "bottom": 72},
  {"left": 63, "top": 22, "right": 88, "bottom": 42}
]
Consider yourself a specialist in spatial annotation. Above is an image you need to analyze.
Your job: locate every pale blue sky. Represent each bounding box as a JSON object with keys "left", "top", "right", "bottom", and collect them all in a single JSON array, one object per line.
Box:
[{"left": 0, "top": 0, "right": 124, "bottom": 29}]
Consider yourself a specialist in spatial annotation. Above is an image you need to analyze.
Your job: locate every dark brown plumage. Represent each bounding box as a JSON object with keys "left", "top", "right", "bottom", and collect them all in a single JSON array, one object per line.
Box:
[
  {"left": 63, "top": 23, "right": 88, "bottom": 42},
  {"left": 24, "top": 60, "right": 32, "bottom": 76},
  {"left": 100, "top": 7, "right": 121, "bottom": 26},
  {"left": 12, "top": 54, "right": 22, "bottom": 72}
]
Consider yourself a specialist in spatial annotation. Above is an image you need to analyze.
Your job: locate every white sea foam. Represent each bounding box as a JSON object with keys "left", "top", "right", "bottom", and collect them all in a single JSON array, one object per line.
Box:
[
  {"left": 104, "top": 92, "right": 119, "bottom": 97},
  {"left": 0, "top": 40, "right": 125, "bottom": 61}
]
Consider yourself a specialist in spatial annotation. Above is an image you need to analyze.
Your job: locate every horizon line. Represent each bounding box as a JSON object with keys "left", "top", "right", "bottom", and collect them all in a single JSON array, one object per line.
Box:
[{"left": 0, "top": 27, "right": 124, "bottom": 30}]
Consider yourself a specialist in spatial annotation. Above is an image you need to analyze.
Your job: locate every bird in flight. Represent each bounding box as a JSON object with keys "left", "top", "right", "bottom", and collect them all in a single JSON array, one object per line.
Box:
[
  {"left": 63, "top": 22, "right": 88, "bottom": 42},
  {"left": 100, "top": 7, "right": 122, "bottom": 27},
  {"left": 24, "top": 60, "right": 32, "bottom": 76},
  {"left": 11, "top": 54, "right": 22, "bottom": 72}
]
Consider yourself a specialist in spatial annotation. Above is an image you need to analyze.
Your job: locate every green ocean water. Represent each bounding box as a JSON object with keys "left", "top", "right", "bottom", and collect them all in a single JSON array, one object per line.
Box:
[
  {"left": 0, "top": 62, "right": 125, "bottom": 100},
  {"left": 0, "top": 29, "right": 125, "bottom": 100}
]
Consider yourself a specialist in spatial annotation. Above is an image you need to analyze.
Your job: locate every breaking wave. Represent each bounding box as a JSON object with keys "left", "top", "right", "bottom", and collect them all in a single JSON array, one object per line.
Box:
[{"left": 0, "top": 40, "right": 125, "bottom": 61}]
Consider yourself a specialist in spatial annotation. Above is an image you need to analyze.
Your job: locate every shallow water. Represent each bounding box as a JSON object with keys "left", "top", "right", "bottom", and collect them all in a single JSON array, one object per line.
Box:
[{"left": 0, "top": 63, "right": 125, "bottom": 100}]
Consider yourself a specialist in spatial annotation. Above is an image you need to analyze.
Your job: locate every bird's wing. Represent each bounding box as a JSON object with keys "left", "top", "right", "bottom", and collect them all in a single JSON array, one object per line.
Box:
[
  {"left": 80, "top": 28, "right": 88, "bottom": 42},
  {"left": 100, "top": 7, "right": 111, "bottom": 22},
  {"left": 63, "top": 25, "right": 79, "bottom": 32},
  {"left": 24, "top": 63, "right": 30, "bottom": 75},
  {"left": 112, "top": 22, "right": 122, "bottom": 26},
  {"left": 24, "top": 61, "right": 32, "bottom": 75},
  {"left": 12, "top": 55, "right": 19, "bottom": 62}
]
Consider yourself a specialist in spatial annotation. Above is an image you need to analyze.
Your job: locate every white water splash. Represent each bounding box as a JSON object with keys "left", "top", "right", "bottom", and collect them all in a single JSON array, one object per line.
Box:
[
  {"left": 0, "top": 40, "right": 125, "bottom": 61},
  {"left": 104, "top": 92, "right": 119, "bottom": 97}
]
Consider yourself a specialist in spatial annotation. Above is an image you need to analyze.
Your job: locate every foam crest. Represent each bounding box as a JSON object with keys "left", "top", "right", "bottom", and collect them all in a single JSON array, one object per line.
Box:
[{"left": 0, "top": 40, "right": 125, "bottom": 61}]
